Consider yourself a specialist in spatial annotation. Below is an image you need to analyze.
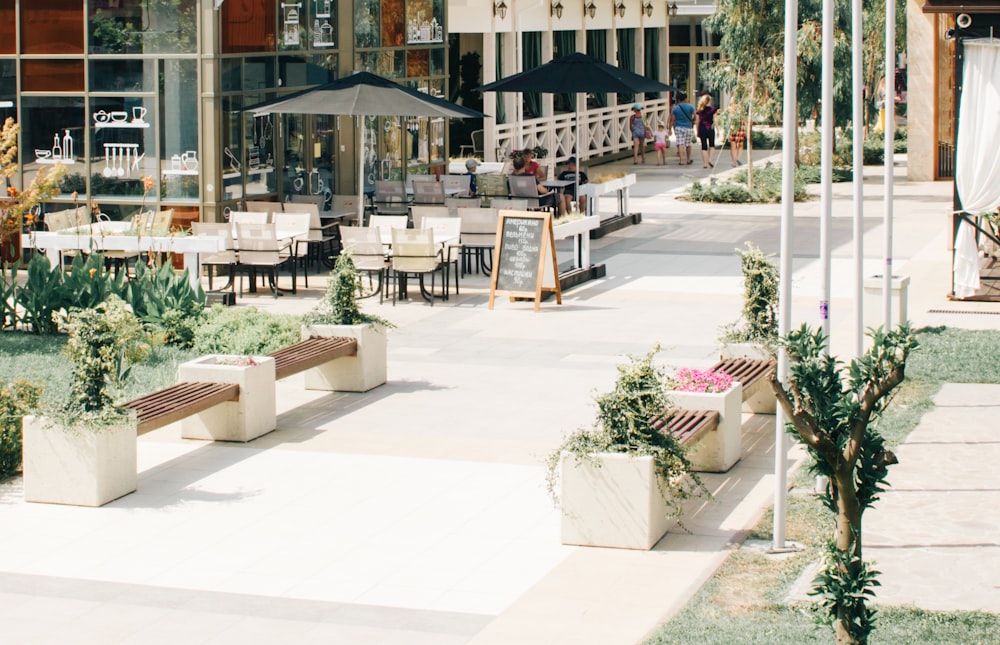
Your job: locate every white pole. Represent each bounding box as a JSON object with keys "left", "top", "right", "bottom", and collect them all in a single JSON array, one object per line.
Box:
[
  {"left": 774, "top": 0, "right": 799, "bottom": 552},
  {"left": 882, "top": 0, "right": 896, "bottom": 329},
  {"left": 852, "top": 0, "right": 864, "bottom": 357},
  {"left": 820, "top": 0, "right": 833, "bottom": 347},
  {"left": 357, "top": 116, "right": 365, "bottom": 226}
]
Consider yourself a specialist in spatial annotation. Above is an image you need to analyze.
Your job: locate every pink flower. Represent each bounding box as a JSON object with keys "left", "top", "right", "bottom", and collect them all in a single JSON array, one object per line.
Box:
[{"left": 672, "top": 368, "right": 734, "bottom": 393}]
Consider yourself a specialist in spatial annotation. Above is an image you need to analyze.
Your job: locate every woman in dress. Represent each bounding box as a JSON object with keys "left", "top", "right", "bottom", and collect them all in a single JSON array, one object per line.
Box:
[{"left": 628, "top": 103, "right": 648, "bottom": 165}]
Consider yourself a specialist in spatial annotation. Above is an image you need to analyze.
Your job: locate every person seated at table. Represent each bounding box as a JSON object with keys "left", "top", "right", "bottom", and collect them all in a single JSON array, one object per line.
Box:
[
  {"left": 557, "top": 156, "right": 589, "bottom": 214},
  {"left": 465, "top": 158, "right": 479, "bottom": 196},
  {"left": 521, "top": 148, "right": 545, "bottom": 182},
  {"left": 513, "top": 156, "right": 562, "bottom": 215}
]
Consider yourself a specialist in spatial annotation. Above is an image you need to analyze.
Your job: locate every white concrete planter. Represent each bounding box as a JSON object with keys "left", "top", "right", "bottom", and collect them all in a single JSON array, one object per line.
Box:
[
  {"left": 22, "top": 414, "right": 137, "bottom": 507},
  {"left": 177, "top": 355, "right": 276, "bottom": 442},
  {"left": 669, "top": 384, "right": 743, "bottom": 473},
  {"left": 863, "top": 274, "right": 910, "bottom": 330},
  {"left": 302, "top": 324, "right": 387, "bottom": 392},
  {"left": 559, "top": 452, "right": 676, "bottom": 550},
  {"left": 719, "top": 343, "right": 777, "bottom": 414}
]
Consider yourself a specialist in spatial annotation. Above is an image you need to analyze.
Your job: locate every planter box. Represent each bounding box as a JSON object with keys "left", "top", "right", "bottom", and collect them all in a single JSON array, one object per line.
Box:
[
  {"left": 177, "top": 355, "right": 276, "bottom": 442},
  {"left": 22, "top": 414, "right": 137, "bottom": 507},
  {"left": 863, "top": 274, "right": 910, "bottom": 330},
  {"left": 719, "top": 343, "right": 777, "bottom": 414},
  {"left": 302, "top": 324, "right": 387, "bottom": 392},
  {"left": 669, "top": 384, "right": 743, "bottom": 473},
  {"left": 560, "top": 452, "right": 676, "bottom": 550}
]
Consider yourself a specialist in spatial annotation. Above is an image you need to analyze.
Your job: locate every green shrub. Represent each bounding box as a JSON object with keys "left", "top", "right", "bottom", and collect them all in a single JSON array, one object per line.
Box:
[
  {"left": 119, "top": 261, "right": 206, "bottom": 347},
  {"left": 750, "top": 128, "right": 783, "bottom": 150},
  {"left": 193, "top": 305, "right": 302, "bottom": 355},
  {"left": 684, "top": 164, "right": 808, "bottom": 204},
  {"left": 0, "top": 379, "right": 42, "bottom": 477},
  {"left": 17, "top": 254, "right": 68, "bottom": 334}
]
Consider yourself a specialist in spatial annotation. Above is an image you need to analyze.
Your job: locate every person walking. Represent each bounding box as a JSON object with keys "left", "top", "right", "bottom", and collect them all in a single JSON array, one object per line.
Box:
[
  {"left": 694, "top": 93, "right": 718, "bottom": 168},
  {"left": 653, "top": 122, "right": 669, "bottom": 166},
  {"left": 628, "top": 103, "right": 648, "bottom": 165},
  {"left": 667, "top": 93, "right": 695, "bottom": 166},
  {"left": 729, "top": 112, "right": 746, "bottom": 166}
]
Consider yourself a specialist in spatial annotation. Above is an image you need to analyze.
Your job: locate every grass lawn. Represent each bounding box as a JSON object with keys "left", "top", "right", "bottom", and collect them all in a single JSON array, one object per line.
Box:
[{"left": 644, "top": 327, "right": 1000, "bottom": 644}]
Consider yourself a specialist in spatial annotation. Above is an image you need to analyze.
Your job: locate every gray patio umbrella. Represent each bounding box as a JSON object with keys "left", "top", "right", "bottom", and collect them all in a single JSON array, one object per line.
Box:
[
  {"left": 478, "top": 53, "right": 675, "bottom": 202},
  {"left": 247, "top": 71, "right": 483, "bottom": 224}
]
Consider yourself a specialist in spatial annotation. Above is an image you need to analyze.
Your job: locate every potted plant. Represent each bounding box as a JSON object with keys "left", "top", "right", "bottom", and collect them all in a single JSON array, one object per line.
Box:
[
  {"left": 301, "top": 252, "right": 393, "bottom": 392},
  {"left": 667, "top": 368, "right": 742, "bottom": 473},
  {"left": 718, "top": 241, "right": 778, "bottom": 361},
  {"left": 21, "top": 296, "right": 147, "bottom": 506},
  {"left": 546, "top": 347, "right": 708, "bottom": 550}
]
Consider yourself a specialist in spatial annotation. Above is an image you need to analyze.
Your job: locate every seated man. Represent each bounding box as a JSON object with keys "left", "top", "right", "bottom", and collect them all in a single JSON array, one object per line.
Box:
[
  {"left": 557, "top": 156, "right": 589, "bottom": 214},
  {"left": 465, "top": 158, "right": 479, "bottom": 196},
  {"left": 512, "top": 156, "right": 562, "bottom": 215}
]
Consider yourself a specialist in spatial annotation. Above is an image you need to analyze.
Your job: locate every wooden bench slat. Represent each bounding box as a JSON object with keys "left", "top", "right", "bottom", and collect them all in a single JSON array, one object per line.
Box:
[
  {"left": 650, "top": 409, "right": 720, "bottom": 446},
  {"left": 710, "top": 358, "right": 776, "bottom": 393},
  {"left": 122, "top": 381, "right": 240, "bottom": 435},
  {"left": 268, "top": 336, "right": 358, "bottom": 380}
]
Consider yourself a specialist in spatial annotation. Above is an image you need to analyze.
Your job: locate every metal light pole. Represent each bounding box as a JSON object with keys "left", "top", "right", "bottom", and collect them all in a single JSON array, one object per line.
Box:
[
  {"left": 882, "top": 0, "right": 896, "bottom": 328},
  {"left": 852, "top": 0, "right": 865, "bottom": 356},
  {"left": 774, "top": 0, "right": 799, "bottom": 552},
  {"left": 820, "top": 0, "right": 833, "bottom": 345}
]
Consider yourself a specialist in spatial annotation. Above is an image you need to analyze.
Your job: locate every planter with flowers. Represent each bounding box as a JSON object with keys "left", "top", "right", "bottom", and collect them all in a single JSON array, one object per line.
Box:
[
  {"left": 22, "top": 297, "right": 146, "bottom": 507},
  {"left": 547, "top": 348, "right": 709, "bottom": 550},
  {"left": 668, "top": 368, "right": 743, "bottom": 473},
  {"left": 177, "top": 354, "right": 276, "bottom": 442},
  {"left": 302, "top": 252, "right": 392, "bottom": 393}
]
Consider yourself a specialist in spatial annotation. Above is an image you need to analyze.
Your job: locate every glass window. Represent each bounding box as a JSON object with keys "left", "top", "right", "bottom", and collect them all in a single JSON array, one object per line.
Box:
[
  {"left": 279, "top": 56, "right": 334, "bottom": 89},
  {"left": 221, "top": 58, "right": 243, "bottom": 92},
  {"left": 381, "top": 0, "right": 405, "bottom": 47},
  {"left": 90, "top": 60, "right": 156, "bottom": 93},
  {"left": 91, "top": 97, "right": 155, "bottom": 202},
  {"left": 0, "top": 60, "right": 15, "bottom": 104},
  {"left": 89, "top": 0, "right": 197, "bottom": 55},
  {"left": 0, "top": 0, "right": 15, "bottom": 55},
  {"left": 405, "top": 0, "right": 443, "bottom": 45},
  {"left": 430, "top": 48, "right": 445, "bottom": 76},
  {"left": 245, "top": 57, "right": 276, "bottom": 91},
  {"left": 247, "top": 96, "right": 276, "bottom": 197},
  {"left": 21, "top": 60, "right": 85, "bottom": 93},
  {"left": 20, "top": 96, "right": 85, "bottom": 198},
  {"left": 222, "top": 0, "right": 277, "bottom": 53},
  {"left": 312, "top": 0, "right": 336, "bottom": 49},
  {"left": 356, "top": 51, "right": 404, "bottom": 78},
  {"left": 161, "top": 59, "right": 199, "bottom": 202},
  {"left": 222, "top": 96, "right": 244, "bottom": 202},
  {"left": 355, "top": 0, "right": 381, "bottom": 49},
  {"left": 21, "top": 0, "right": 84, "bottom": 54},
  {"left": 407, "top": 49, "right": 430, "bottom": 77},
  {"left": 669, "top": 24, "right": 691, "bottom": 48}
]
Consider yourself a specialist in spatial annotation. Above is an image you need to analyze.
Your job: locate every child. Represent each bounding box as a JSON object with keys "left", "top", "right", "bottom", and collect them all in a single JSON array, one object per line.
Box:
[{"left": 653, "top": 122, "right": 669, "bottom": 166}]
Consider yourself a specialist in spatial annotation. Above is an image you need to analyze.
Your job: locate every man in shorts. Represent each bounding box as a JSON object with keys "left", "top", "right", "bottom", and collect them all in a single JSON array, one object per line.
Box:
[{"left": 667, "top": 92, "right": 696, "bottom": 165}]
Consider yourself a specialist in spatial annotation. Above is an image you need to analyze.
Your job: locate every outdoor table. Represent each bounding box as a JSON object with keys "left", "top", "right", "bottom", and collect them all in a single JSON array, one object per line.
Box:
[
  {"left": 578, "top": 173, "right": 637, "bottom": 222},
  {"left": 23, "top": 225, "right": 224, "bottom": 289}
]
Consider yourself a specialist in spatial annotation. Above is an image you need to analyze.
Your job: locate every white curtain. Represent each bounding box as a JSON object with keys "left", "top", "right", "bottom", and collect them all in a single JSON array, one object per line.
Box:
[{"left": 953, "top": 40, "right": 1000, "bottom": 298}]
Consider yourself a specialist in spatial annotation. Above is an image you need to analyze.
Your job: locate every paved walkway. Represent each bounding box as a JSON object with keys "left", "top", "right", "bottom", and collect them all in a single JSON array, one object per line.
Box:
[{"left": 2, "top": 154, "right": 999, "bottom": 644}]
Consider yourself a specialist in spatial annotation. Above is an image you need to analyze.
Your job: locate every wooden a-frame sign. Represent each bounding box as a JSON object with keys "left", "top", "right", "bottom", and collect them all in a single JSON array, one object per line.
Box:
[{"left": 488, "top": 209, "right": 562, "bottom": 312}]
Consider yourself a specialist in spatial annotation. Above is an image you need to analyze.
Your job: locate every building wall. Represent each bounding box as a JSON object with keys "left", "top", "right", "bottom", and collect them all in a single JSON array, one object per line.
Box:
[{"left": 907, "top": 0, "right": 938, "bottom": 181}]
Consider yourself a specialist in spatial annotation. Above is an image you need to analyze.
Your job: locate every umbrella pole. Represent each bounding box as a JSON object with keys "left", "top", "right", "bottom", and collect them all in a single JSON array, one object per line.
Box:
[
  {"left": 358, "top": 116, "right": 365, "bottom": 227},
  {"left": 575, "top": 100, "right": 581, "bottom": 216}
]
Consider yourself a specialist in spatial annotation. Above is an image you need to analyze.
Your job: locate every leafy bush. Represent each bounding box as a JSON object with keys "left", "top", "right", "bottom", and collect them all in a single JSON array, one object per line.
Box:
[
  {"left": 0, "top": 379, "right": 42, "bottom": 477},
  {"left": 303, "top": 253, "right": 392, "bottom": 328},
  {"left": 118, "top": 261, "right": 205, "bottom": 347},
  {"left": 193, "top": 305, "right": 302, "bottom": 355},
  {"left": 750, "top": 128, "right": 784, "bottom": 150},
  {"left": 719, "top": 242, "right": 779, "bottom": 350},
  {"left": 683, "top": 164, "right": 808, "bottom": 204}
]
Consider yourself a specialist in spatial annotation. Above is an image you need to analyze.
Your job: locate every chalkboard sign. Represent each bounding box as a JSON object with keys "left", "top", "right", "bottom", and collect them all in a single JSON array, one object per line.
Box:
[{"left": 489, "top": 210, "right": 562, "bottom": 311}]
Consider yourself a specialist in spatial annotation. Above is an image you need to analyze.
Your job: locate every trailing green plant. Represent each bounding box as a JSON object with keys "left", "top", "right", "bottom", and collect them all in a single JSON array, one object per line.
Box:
[
  {"left": 193, "top": 305, "right": 302, "bottom": 355},
  {"left": 0, "top": 378, "right": 42, "bottom": 477},
  {"left": 303, "top": 252, "right": 393, "bottom": 328},
  {"left": 719, "top": 242, "right": 779, "bottom": 352},
  {"left": 772, "top": 323, "right": 918, "bottom": 645},
  {"left": 545, "top": 347, "right": 708, "bottom": 520},
  {"left": 56, "top": 296, "right": 149, "bottom": 429}
]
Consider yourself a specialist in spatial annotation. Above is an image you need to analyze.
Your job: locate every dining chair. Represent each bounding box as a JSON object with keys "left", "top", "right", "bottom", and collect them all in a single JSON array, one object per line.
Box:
[
  {"left": 245, "top": 200, "right": 280, "bottom": 214},
  {"left": 235, "top": 222, "right": 295, "bottom": 297},
  {"left": 456, "top": 207, "right": 499, "bottom": 275},
  {"left": 281, "top": 202, "right": 339, "bottom": 277},
  {"left": 331, "top": 194, "right": 362, "bottom": 225},
  {"left": 191, "top": 222, "right": 237, "bottom": 293},
  {"left": 489, "top": 198, "right": 530, "bottom": 211},
  {"left": 368, "top": 214, "right": 409, "bottom": 248},
  {"left": 339, "top": 226, "right": 388, "bottom": 302},
  {"left": 272, "top": 211, "right": 313, "bottom": 286},
  {"left": 444, "top": 195, "right": 478, "bottom": 216},
  {"left": 390, "top": 227, "right": 443, "bottom": 306},
  {"left": 442, "top": 174, "right": 472, "bottom": 198},
  {"left": 409, "top": 205, "right": 449, "bottom": 230},
  {"left": 373, "top": 180, "right": 409, "bottom": 216},
  {"left": 422, "top": 216, "right": 462, "bottom": 298},
  {"left": 411, "top": 180, "right": 446, "bottom": 205}
]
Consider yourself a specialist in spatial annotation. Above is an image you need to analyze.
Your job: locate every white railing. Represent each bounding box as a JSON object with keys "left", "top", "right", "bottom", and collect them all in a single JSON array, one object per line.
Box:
[{"left": 491, "top": 99, "right": 671, "bottom": 166}]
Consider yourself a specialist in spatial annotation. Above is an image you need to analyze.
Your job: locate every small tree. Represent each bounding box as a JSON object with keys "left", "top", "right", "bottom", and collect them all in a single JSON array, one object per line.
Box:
[
  {"left": 719, "top": 242, "right": 779, "bottom": 352},
  {"left": 771, "top": 323, "right": 918, "bottom": 645}
]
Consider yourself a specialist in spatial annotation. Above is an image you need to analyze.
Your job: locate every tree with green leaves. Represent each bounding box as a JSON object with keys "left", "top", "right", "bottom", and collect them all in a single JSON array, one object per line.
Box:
[{"left": 771, "top": 323, "right": 918, "bottom": 645}]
